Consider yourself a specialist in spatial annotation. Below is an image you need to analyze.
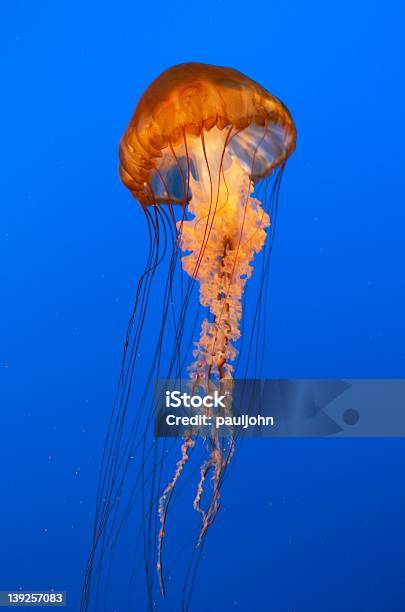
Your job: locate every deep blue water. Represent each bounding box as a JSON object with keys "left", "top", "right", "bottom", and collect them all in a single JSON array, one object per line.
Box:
[{"left": 2, "top": 1, "right": 405, "bottom": 610}]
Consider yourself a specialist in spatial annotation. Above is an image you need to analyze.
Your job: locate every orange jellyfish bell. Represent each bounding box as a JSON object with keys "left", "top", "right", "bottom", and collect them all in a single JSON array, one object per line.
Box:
[{"left": 119, "top": 62, "right": 296, "bottom": 206}]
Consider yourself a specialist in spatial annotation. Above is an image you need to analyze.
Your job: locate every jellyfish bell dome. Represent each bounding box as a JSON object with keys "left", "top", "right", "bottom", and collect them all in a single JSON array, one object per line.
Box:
[{"left": 119, "top": 62, "right": 296, "bottom": 206}]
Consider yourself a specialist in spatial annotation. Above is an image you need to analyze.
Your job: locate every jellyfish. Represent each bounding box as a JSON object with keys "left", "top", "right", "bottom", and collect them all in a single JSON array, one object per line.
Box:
[{"left": 82, "top": 63, "right": 296, "bottom": 611}]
